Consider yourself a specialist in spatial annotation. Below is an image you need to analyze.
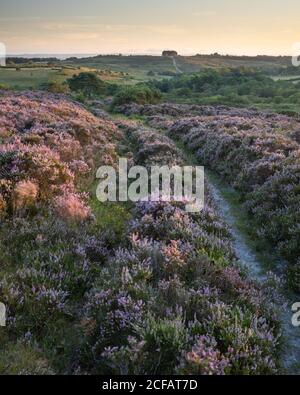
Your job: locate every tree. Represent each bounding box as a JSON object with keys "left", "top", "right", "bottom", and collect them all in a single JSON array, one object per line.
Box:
[
  {"left": 112, "top": 84, "right": 162, "bottom": 107},
  {"left": 67, "top": 72, "right": 106, "bottom": 97},
  {"left": 42, "top": 81, "right": 70, "bottom": 94}
]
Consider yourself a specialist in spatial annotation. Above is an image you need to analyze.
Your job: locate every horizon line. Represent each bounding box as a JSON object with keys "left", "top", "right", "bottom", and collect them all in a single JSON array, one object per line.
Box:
[{"left": 6, "top": 52, "right": 294, "bottom": 58}]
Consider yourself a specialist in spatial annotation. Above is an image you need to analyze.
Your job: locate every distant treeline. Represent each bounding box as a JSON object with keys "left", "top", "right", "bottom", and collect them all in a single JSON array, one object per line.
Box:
[
  {"left": 7, "top": 57, "right": 60, "bottom": 64},
  {"left": 193, "top": 53, "right": 291, "bottom": 62},
  {"left": 149, "top": 67, "right": 300, "bottom": 114}
]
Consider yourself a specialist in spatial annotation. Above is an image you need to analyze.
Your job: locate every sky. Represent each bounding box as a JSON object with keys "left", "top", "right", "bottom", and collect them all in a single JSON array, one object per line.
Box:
[{"left": 0, "top": 0, "right": 300, "bottom": 56}]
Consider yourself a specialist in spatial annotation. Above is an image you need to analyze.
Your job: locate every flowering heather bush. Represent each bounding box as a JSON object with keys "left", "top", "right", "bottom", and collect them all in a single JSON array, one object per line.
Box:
[
  {"left": 0, "top": 139, "right": 74, "bottom": 213},
  {"left": 145, "top": 104, "right": 300, "bottom": 290},
  {"left": 0, "top": 94, "right": 282, "bottom": 374},
  {"left": 119, "top": 120, "right": 184, "bottom": 168},
  {"left": 54, "top": 192, "right": 91, "bottom": 222},
  {"left": 0, "top": 91, "right": 125, "bottom": 373},
  {"left": 12, "top": 180, "right": 39, "bottom": 210},
  {"left": 78, "top": 125, "right": 281, "bottom": 375},
  {"left": 0, "top": 91, "right": 121, "bottom": 162},
  {"left": 0, "top": 193, "right": 6, "bottom": 215},
  {"left": 80, "top": 199, "right": 280, "bottom": 374},
  {"left": 0, "top": 91, "right": 121, "bottom": 216},
  {"left": 179, "top": 335, "right": 231, "bottom": 375},
  {"left": 116, "top": 102, "right": 293, "bottom": 119},
  {"left": 0, "top": 210, "right": 116, "bottom": 372}
]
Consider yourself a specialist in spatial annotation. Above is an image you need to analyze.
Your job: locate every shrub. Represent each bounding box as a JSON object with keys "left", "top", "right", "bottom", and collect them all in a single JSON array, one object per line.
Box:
[
  {"left": 112, "top": 84, "right": 162, "bottom": 108},
  {"left": 77, "top": 121, "right": 280, "bottom": 375},
  {"left": 149, "top": 68, "right": 300, "bottom": 113},
  {"left": 165, "top": 104, "right": 300, "bottom": 290},
  {"left": 0, "top": 83, "right": 10, "bottom": 90},
  {"left": 0, "top": 194, "right": 6, "bottom": 216},
  {"left": 53, "top": 192, "right": 91, "bottom": 222},
  {"left": 12, "top": 180, "right": 39, "bottom": 211},
  {"left": 0, "top": 93, "right": 281, "bottom": 375},
  {"left": 42, "top": 81, "right": 70, "bottom": 94},
  {"left": 67, "top": 72, "right": 106, "bottom": 97},
  {"left": 0, "top": 91, "right": 121, "bottom": 215}
]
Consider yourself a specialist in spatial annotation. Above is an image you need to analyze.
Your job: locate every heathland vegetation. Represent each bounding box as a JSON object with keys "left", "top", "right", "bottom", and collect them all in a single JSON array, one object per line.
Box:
[
  {"left": 150, "top": 68, "right": 300, "bottom": 114},
  {"left": 0, "top": 53, "right": 300, "bottom": 374},
  {"left": 115, "top": 102, "right": 300, "bottom": 292},
  {"left": 0, "top": 92, "right": 282, "bottom": 374}
]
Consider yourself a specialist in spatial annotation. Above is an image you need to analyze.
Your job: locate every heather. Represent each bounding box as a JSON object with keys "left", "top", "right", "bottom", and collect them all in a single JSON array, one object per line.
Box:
[
  {"left": 111, "top": 84, "right": 162, "bottom": 108},
  {"left": 0, "top": 90, "right": 121, "bottom": 216},
  {"left": 0, "top": 91, "right": 123, "bottom": 373},
  {"left": 77, "top": 122, "right": 281, "bottom": 375},
  {"left": 0, "top": 93, "right": 281, "bottom": 374},
  {"left": 116, "top": 103, "right": 300, "bottom": 289},
  {"left": 120, "top": 102, "right": 300, "bottom": 291}
]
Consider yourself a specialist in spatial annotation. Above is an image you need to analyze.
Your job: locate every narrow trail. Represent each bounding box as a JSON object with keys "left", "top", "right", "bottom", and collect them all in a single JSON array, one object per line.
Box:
[
  {"left": 206, "top": 171, "right": 300, "bottom": 374},
  {"left": 208, "top": 179, "right": 266, "bottom": 281},
  {"left": 112, "top": 116, "right": 300, "bottom": 373},
  {"left": 169, "top": 137, "right": 300, "bottom": 373},
  {"left": 171, "top": 57, "right": 183, "bottom": 74}
]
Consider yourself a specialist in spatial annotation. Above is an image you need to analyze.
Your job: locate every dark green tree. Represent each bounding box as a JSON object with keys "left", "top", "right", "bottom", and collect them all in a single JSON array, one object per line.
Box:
[
  {"left": 67, "top": 72, "right": 106, "bottom": 97},
  {"left": 112, "top": 84, "right": 162, "bottom": 107}
]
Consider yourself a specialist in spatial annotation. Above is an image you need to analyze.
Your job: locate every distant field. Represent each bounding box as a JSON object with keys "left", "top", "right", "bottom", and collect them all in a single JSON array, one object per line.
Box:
[
  {"left": 0, "top": 54, "right": 296, "bottom": 90},
  {"left": 65, "top": 55, "right": 174, "bottom": 71},
  {"left": 0, "top": 57, "right": 176, "bottom": 90},
  {"left": 0, "top": 66, "right": 125, "bottom": 90},
  {"left": 0, "top": 67, "right": 59, "bottom": 89},
  {"left": 178, "top": 54, "right": 291, "bottom": 72},
  {"left": 64, "top": 55, "right": 178, "bottom": 83},
  {"left": 66, "top": 54, "right": 293, "bottom": 75}
]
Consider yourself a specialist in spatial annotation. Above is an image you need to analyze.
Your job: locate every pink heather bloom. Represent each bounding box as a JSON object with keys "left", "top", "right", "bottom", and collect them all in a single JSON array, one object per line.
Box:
[
  {"left": 54, "top": 192, "right": 91, "bottom": 222},
  {"left": 0, "top": 194, "right": 6, "bottom": 215},
  {"left": 13, "top": 180, "right": 39, "bottom": 210}
]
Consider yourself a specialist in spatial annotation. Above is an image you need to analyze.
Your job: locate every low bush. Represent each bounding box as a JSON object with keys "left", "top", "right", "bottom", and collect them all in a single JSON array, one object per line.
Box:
[
  {"left": 67, "top": 72, "right": 106, "bottom": 97},
  {"left": 77, "top": 122, "right": 281, "bottom": 375},
  {"left": 112, "top": 84, "right": 162, "bottom": 108},
  {"left": 163, "top": 104, "right": 300, "bottom": 290}
]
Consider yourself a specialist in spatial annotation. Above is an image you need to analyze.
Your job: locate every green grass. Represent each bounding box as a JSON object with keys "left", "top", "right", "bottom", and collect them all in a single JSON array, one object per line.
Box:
[
  {"left": 164, "top": 91, "right": 300, "bottom": 114},
  {"left": 63, "top": 55, "right": 179, "bottom": 84},
  {"left": 89, "top": 174, "right": 133, "bottom": 241},
  {"left": 0, "top": 68, "right": 60, "bottom": 89},
  {"left": 151, "top": 68, "right": 300, "bottom": 115},
  {"left": 0, "top": 340, "right": 55, "bottom": 375},
  {"left": 90, "top": 200, "right": 132, "bottom": 239},
  {"left": 0, "top": 66, "right": 126, "bottom": 90},
  {"left": 65, "top": 54, "right": 292, "bottom": 75},
  {"left": 1, "top": 54, "right": 298, "bottom": 97}
]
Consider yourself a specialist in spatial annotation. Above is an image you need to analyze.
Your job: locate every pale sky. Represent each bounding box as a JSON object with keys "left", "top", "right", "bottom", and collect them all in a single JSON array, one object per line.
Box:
[{"left": 0, "top": 0, "right": 300, "bottom": 55}]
